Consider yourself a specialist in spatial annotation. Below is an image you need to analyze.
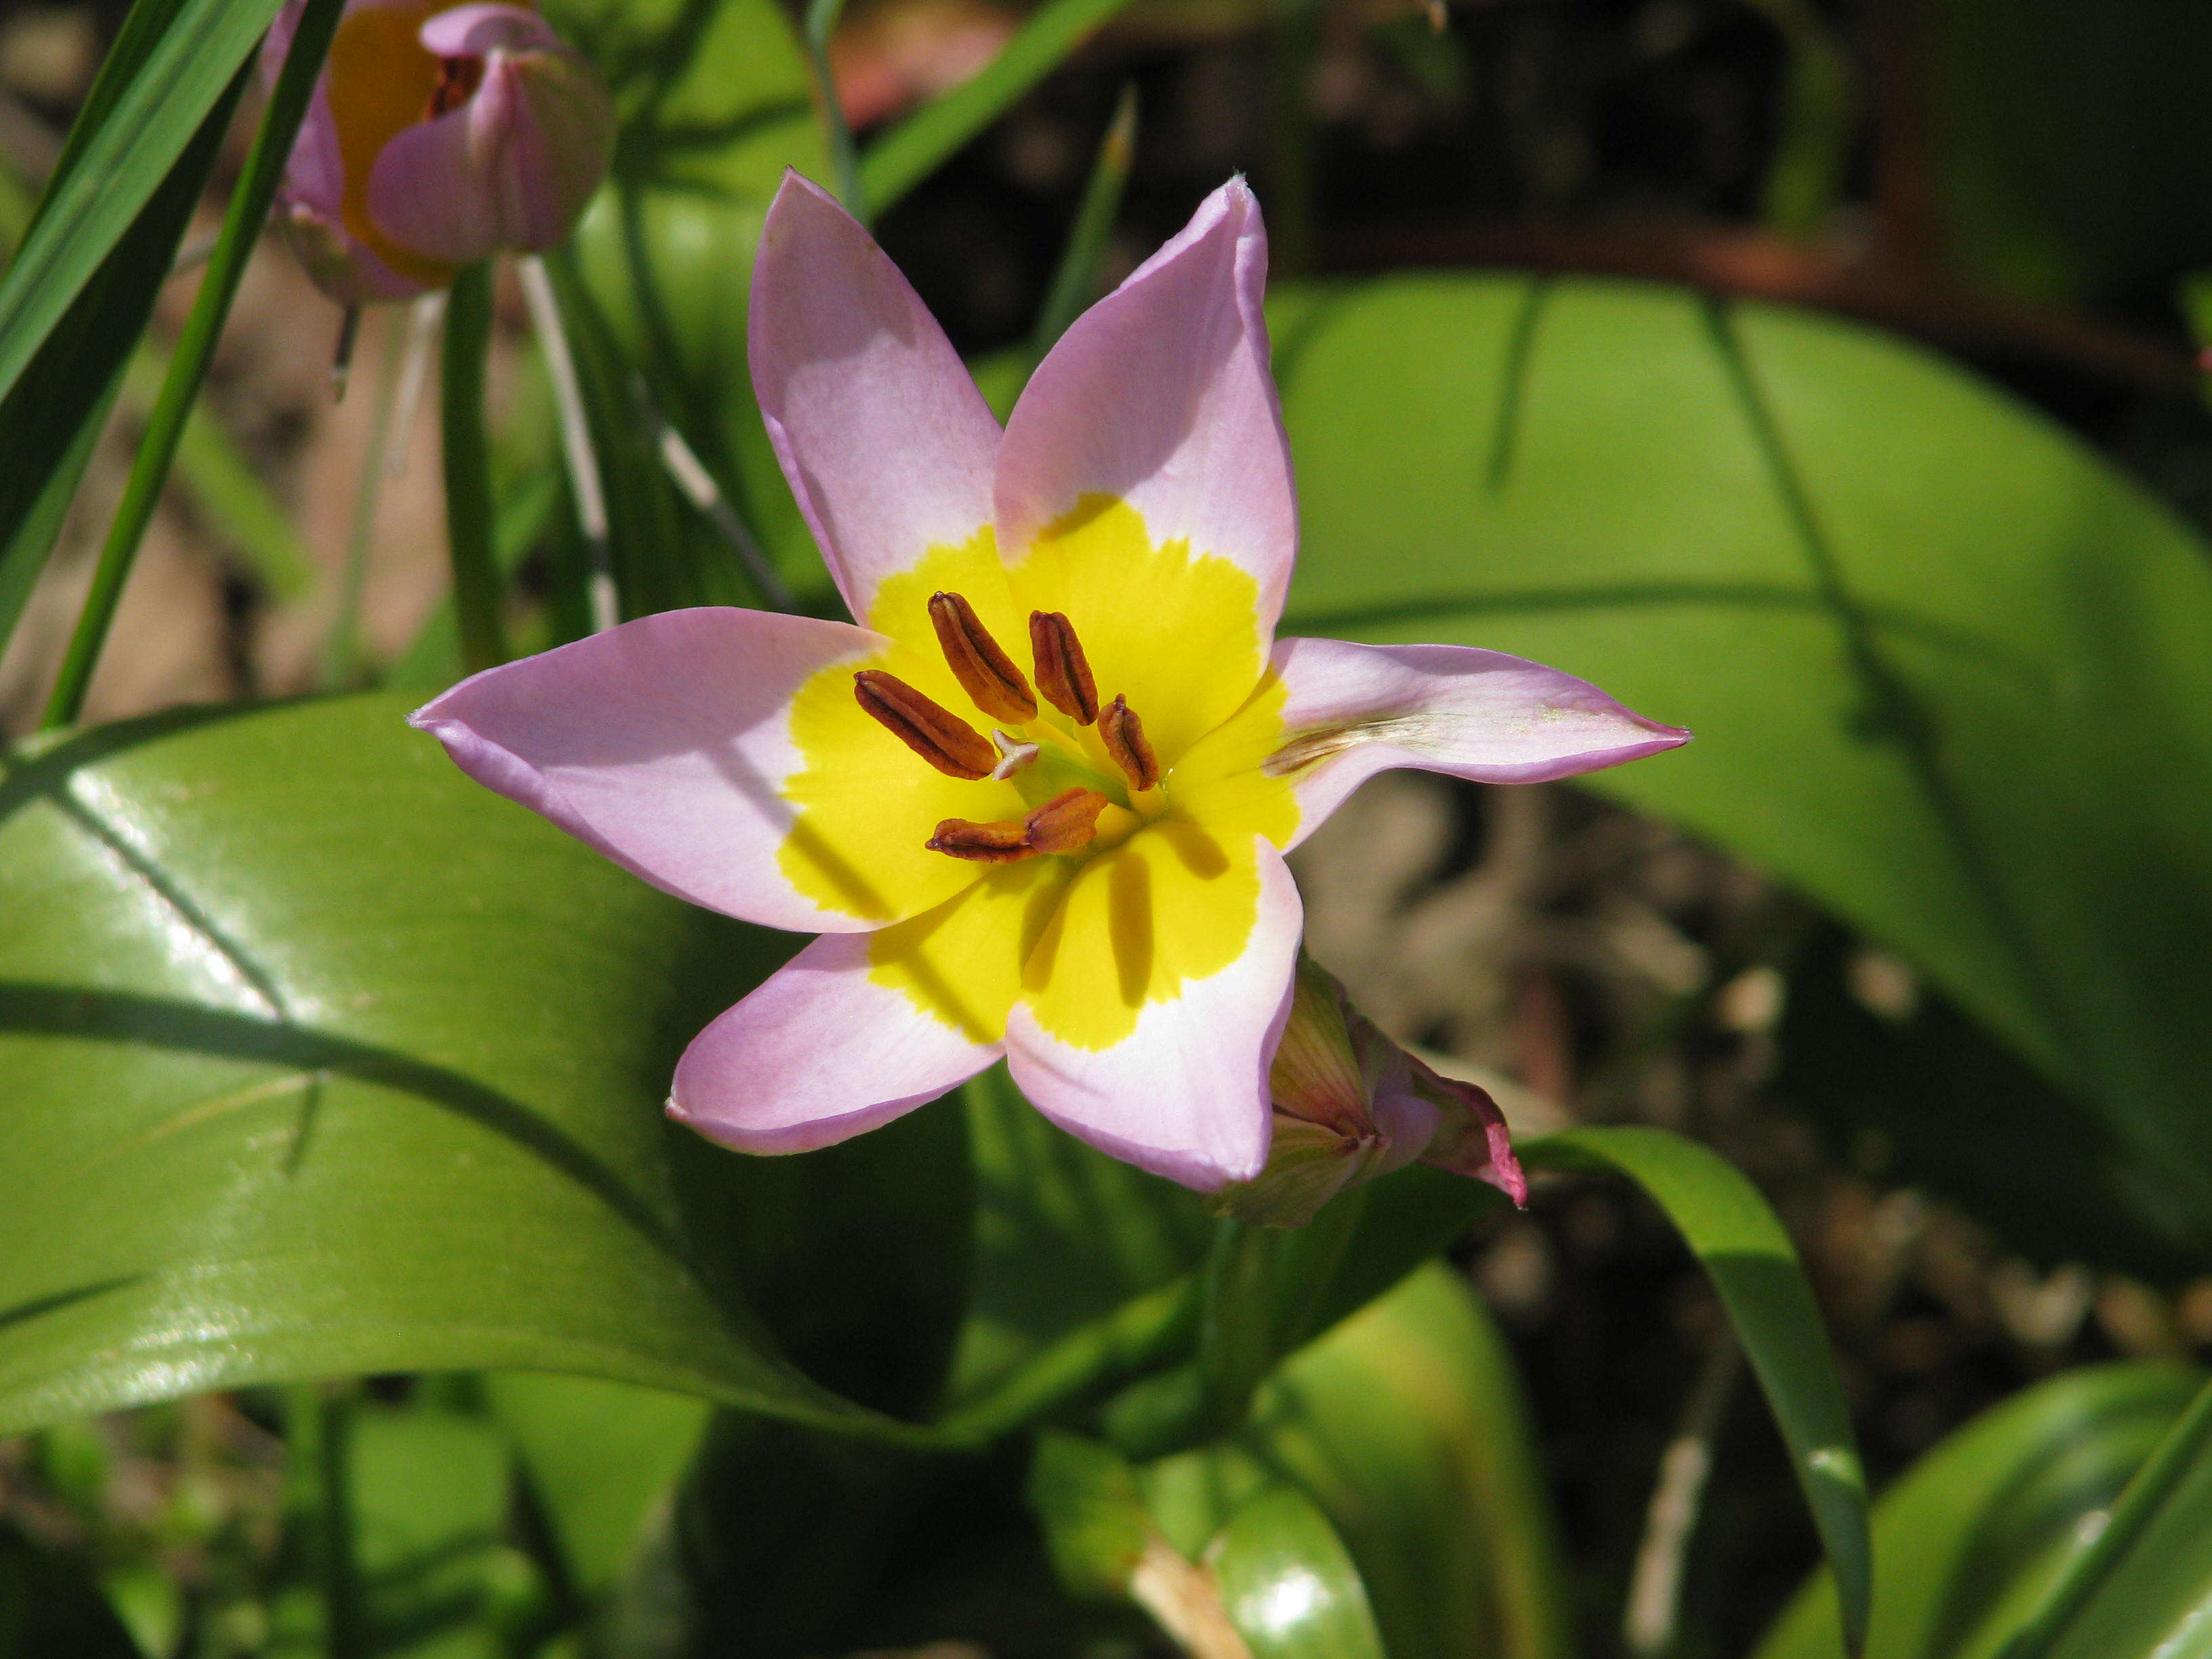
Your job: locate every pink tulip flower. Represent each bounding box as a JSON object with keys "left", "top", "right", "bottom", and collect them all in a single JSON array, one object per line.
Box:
[
  {"left": 411, "top": 174, "right": 1689, "bottom": 1193},
  {"left": 267, "top": 0, "right": 614, "bottom": 304}
]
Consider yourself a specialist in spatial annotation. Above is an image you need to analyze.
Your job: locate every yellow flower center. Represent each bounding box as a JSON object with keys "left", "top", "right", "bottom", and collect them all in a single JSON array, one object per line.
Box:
[{"left": 776, "top": 496, "right": 1301, "bottom": 1050}]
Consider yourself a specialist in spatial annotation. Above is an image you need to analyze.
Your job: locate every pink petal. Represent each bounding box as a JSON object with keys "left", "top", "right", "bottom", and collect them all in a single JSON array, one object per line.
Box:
[
  {"left": 417, "top": 2, "right": 554, "bottom": 56},
  {"left": 670, "top": 932, "right": 1001, "bottom": 1153},
  {"left": 409, "top": 607, "right": 889, "bottom": 933},
  {"left": 1269, "top": 636, "right": 1691, "bottom": 848},
  {"left": 1002, "top": 840, "right": 1303, "bottom": 1191},
  {"left": 750, "top": 173, "right": 1002, "bottom": 624},
  {"left": 996, "top": 178, "right": 1296, "bottom": 642},
  {"left": 366, "top": 28, "right": 614, "bottom": 264}
]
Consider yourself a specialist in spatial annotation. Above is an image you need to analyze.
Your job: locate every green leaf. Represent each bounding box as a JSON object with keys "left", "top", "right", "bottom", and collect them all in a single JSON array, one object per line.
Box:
[
  {"left": 0, "top": 0, "right": 283, "bottom": 410},
  {"left": 1273, "top": 275, "right": 2212, "bottom": 1260},
  {"left": 1249, "top": 1262, "right": 1575, "bottom": 1659},
  {"left": 1523, "top": 1126, "right": 1869, "bottom": 1655},
  {"left": 1755, "top": 1361, "right": 2200, "bottom": 1659},
  {"left": 0, "top": 695, "right": 920, "bottom": 1440},
  {"left": 485, "top": 1375, "right": 710, "bottom": 1599},
  {"left": 1213, "top": 1484, "right": 1388, "bottom": 1659},
  {"left": 859, "top": 0, "right": 1146, "bottom": 216}
]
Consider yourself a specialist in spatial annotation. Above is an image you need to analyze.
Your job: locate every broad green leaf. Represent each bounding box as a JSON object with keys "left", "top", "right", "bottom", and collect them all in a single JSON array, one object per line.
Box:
[
  {"left": 0, "top": 695, "right": 923, "bottom": 1439},
  {"left": 1250, "top": 1262, "right": 1574, "bottom": 1659},
  {"left": 1755, "top": 1362, "right": 2199, "bottom": 1659},
  {"left": 1273, "top": 276, "right": 2212, "bottom": 1259},
  {"left": 1212, "top": 1484, "right": 1387, "bottom": 1659},
  {"left": 485, "top": 1375, "right": 710, "bottom": 1599},
  {"left": 0, "top": 0, "right": 283, "bottom": 409},
  {"left": 1523, "top": 1126, "right": 1869, "bottom": 1654}
]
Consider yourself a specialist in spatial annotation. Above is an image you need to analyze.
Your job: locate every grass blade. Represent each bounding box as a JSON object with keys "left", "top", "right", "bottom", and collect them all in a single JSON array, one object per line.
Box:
[
  {"left": 860, "top": 0, "right": 1147, "bottom": 216},
  {"left": 1524, "top": 1126, "right": 1872, "bottom": 1656},
  {"left": 0, "top": 0, "right": 285, "bottom": 411},
  {"left": 0, "top": 78, "right": 241, "bottom": 661},
  {"left": 40, "top": 0, "right": 345, "bottom": 726},
  {"left": 1030, "top": 83, "right": 1137, "bottom": 360}
]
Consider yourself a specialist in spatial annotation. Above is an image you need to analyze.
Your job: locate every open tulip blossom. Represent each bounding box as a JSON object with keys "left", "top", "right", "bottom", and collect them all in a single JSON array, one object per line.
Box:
[
  {"left": 411, "top": 173, "right": 1689, "bottom": 1193},
  {"left": 269, "top": 0, "right": 614, "bottom": 304}
]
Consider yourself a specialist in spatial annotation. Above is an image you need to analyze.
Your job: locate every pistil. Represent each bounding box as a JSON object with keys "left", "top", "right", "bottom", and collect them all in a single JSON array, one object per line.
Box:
[
  {"left": 1030, "top": 611, "right": 1099, "bottom": 724},
  {"left": 928, "top": 787, "right": 1110, "bottom": 863},
  {"left": 853, "top": 670, "right": 996, "bottom": 779},
  {"left": 930, "top": 592, "right": 1038, "bottom": 723}
]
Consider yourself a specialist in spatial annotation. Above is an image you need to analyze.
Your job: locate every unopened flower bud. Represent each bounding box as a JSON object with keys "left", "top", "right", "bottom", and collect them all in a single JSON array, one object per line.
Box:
[
  {"left": 268, "top": 0, "right": 615, "bottom": 304},
  {"left": 1211, "top": 957, "right": 1528, "bottom": 1227}
]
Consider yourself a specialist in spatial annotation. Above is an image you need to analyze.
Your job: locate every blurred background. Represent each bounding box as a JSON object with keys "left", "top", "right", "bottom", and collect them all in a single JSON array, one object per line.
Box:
[{"left": 5, "top": 0, "right": 2212, "bottom": 1654}]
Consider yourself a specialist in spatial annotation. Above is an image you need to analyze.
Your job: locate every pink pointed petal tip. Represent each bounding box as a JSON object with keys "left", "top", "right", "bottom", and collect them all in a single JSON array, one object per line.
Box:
[
  {"left": 1003, "top": 841, "right": 1303, "bottom": 1192},
  {"left": 750, "top": 171, "right": 1000, "bottom": 623},
  {"left": 997, "top": 176, "right": 1296, "bottom": 638},
  {"left": 1268, "top": 636, "right": 1689, "bottom": 847},
  {"left": 670, "top": 933, "right": 1001, "bottom": 1153},
  {"left": 366, "top": 12, "right": 613, "bottom": 264},
  {"left": 408, "top": 606, "right": 891, "bottom": 933},
  {"left": 1410, "top": 1060, "right": 1527, "bottom": 1206}
]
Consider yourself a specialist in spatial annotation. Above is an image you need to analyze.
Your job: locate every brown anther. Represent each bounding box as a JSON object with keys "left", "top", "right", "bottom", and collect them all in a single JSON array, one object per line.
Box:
[
  {"left": 926, "top": 819, "right": 1034, "bottom": 863},
  {"left": 854, "top": 670, "right": 996, "bottom": 779},
  {"left": 1099, "top": 695, "right": 1160, "bottom": 792},
  {"left": 1030, "top": 611, "right": 1099, "bottom": 724},
  {"left": 1025, "top": 787, "right": 1111, "bottom": 855},
  {"left": 928, "top": 788, "right": 1111, "bottom": 863},
  {"left": 929, "top": 592, "right": 1038, "bottom": 723},
  {"left": 428, "top": 56, "right": 485, "bottom": 118}
]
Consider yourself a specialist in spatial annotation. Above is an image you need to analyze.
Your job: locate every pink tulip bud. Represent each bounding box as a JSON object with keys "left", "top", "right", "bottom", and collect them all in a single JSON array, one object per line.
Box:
[
  {"left": 268, "top": 0, "right": 614, "bottom": 304},
  {"left": 1210, "top": 958, "right": 1527, "bottom": 1227}
]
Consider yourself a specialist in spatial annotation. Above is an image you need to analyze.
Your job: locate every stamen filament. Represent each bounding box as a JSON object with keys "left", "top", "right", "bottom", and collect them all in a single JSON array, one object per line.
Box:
[
  {"left": 930, "top": 592, "right": 1038, "bottom": 722},
  {"left": 1030, "top": 610, "right": 1099, "bottom": 724},
  {"left": 929, "top": 787, "right": 1110, "bottom": 863},
  {"left": 854, "top": 670, "right": 997, "bottom": 779},
  {"left": 1099, "top": 695, "right": 1159, "bottom": 791}
]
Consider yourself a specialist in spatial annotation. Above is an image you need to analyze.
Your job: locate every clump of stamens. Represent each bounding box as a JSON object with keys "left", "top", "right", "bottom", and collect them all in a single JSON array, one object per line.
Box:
[
  {"left": 930, "top": 787, "right": 1109, "bottom": 863},
  {"left": 1099, "top": 695, "right": 1159, "bottom": 791},
  {"left": 1030, "top": 611, "right": 1099, "bottom": 724},
  {"left": 853, "top": 670, "right": 996, "bottom": 779},
  {"left": 930, "top": 592, "right": 1038, "bottom": 723}
]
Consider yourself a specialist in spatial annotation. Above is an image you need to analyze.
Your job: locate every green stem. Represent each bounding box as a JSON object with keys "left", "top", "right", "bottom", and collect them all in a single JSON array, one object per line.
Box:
[
  {"left": 441, "top": 263, "right": 507, "bottom": 674},
  {"left": 285, "top": 1382, "right": 365, "bottom": 1659},
  {"left": 1998, "top": 1369, "right": 2212, "bottom": 1659},
  {"left": 940, "top": 1277, "right": 1201, "bottom": 1443},
  {"left": 321, "top": 310, "right": 413, "bottom": 690},
  {"left": 1265, "top": 0, "right": 1322, "bottom": 279},
  {"left": 804, "top": 0, "right": 867, "bottom": 221},
  {"left": 39, "top": 0, "right": 346, "bottom": 729}
]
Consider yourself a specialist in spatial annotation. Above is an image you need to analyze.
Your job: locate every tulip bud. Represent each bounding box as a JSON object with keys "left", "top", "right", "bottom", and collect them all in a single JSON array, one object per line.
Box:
[
  {"left": 1211, "top": 958, "right": 1528, "bottom": 1227},
  {"left": 268, "top": 0, "right": 615, "bottom": 304}
]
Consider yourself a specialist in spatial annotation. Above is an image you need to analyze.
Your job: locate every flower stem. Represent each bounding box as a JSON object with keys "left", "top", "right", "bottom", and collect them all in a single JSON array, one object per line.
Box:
[
  {"left": 321, "top": 311, "right": 413, "bottom": 690},
  {"left": 441, "top": 263, "right": 508, "bottom": 674},
  {"left": 39, "top": 0, "right": 346, "bottom": 729},
  {"left": 518, "top": 253, "right": 617, "bottom": 632}
]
